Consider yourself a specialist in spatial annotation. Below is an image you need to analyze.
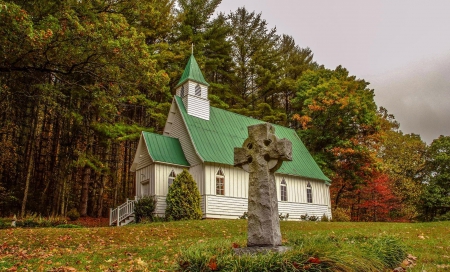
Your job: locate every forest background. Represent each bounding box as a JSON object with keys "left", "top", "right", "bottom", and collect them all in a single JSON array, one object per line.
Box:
[{"left": 0, "top": 0, "right": 448, "bottom": 222}]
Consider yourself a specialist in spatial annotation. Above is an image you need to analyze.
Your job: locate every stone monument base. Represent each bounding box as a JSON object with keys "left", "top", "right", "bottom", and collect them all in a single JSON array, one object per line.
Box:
[{"left": 233, "top": 246, "right": 291, "bottom": 256}]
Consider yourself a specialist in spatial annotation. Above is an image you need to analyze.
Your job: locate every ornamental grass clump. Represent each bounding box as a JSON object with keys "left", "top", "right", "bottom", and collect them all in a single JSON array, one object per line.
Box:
[
  {"left": 177, "top": 234, "right": 407, "bottom": 271},
  {"left": 165, "top": 169, "right": 202, "bottom": 220}
]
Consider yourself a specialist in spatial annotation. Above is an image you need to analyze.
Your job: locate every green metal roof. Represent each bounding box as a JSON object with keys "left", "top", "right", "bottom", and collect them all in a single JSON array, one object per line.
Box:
[
  {"left": 142, "top": 132, "right": 189, "bottom": 166},
  {"left": 176, "top": 54, "right": 209, "bottom": 87},
  {"left": 174, "top": 96, "right": 330, "bottom": 182}
]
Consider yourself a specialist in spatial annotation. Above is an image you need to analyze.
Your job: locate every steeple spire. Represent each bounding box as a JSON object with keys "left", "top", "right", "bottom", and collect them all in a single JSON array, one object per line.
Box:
[
  {"left": 176, "top": 54, "right": 209, "bottom": 88},
  {"left": 175, "top": 53, "right": 210, "bottom": 121}
]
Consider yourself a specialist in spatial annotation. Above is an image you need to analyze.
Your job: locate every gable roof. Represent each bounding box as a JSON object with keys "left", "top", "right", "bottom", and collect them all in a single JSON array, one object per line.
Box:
[
  {"left": 142, "top": 132, "right": 189, "bottom": 166},
  {"left": 174, "top": 96, "right": 330, "bottom": 183},
  {"left": 176, "top": 54, "right": 209, "bottom": 87}
]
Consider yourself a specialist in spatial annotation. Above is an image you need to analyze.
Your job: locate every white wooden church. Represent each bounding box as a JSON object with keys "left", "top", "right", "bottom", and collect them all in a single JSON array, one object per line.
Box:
[{"left": 110, "top": 55, "right": 331, "bottom": 225}]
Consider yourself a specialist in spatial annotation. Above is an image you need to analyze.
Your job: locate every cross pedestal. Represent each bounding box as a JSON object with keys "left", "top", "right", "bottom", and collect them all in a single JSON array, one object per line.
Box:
[{"left": 234, "top": 123, "right": 292, "bottom": 247}]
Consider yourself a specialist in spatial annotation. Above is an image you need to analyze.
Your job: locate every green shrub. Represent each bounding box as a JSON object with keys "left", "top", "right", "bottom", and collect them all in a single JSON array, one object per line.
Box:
[
  {"left": 434, "top": 211, "right": 450, "bottom": 221},
  {"left": 165, "top": 169, "right": 202, "bottom": 221},
  {"left": 279, "top": 213, "right": 289, "bottom": 221},
  {"left": 300, "top": 213, "right": 309, "bottom": 221},
  {"left": 238, "top": 212, "right": 248, "bottom": 219},
  {"left": 321, "top": 214, "right": 329, "bottom": 222},
  {"left": 331, "top": 207, "right": 351, "bottom": 222},
  {"left": 134, "top": 196, "right": 157, "bottom": 223},
  {"left": 67, "top": 208, "right": 80, "bottom": 221},
  {"left": 0, "top": 218, "right": 9, "bottom": 229},
  {"left": 177, "top": 235, "right": 407, "bottom": 271}
]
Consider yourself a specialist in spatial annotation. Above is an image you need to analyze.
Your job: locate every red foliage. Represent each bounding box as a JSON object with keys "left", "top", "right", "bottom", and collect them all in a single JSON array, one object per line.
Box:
[
  {"left": 356, "top": 172, "right": 399, "bottom": 221},
  {"left": 208, "top": 257, "right": 218, "bottom": 271},
  {"left": 308, "top": 257, "right": 321, "bottom": 264}
]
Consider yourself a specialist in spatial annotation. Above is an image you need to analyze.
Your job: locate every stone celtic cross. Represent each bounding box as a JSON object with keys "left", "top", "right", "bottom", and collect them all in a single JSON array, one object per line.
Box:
[{"left": 234, "top": 123, "right": 292, "bottom": 247}]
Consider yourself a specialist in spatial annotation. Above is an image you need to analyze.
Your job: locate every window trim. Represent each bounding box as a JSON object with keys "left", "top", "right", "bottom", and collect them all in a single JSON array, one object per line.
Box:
[
  {"left": 195, "top": 84, "right": 201, "bottom": 96},
  {"left": 168, "top": 170, "right": 176, "bottom": 188},
  {"left": 306, "top": 182, "right": 313, "bottom": 203},
  {"left": 280, "top": 178, "right": 287, "bottom": 201},
  {"left": 216, "top": 168, "right": 225, "bottom": 195},
  {"left": 180, "top": 85, "right": 185, "bottom": 97}
]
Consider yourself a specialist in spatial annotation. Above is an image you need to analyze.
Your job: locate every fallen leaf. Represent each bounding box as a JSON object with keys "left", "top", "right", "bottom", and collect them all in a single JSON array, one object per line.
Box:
[{"left": 208, "top": 256, "right": 218, "bottom": 271}]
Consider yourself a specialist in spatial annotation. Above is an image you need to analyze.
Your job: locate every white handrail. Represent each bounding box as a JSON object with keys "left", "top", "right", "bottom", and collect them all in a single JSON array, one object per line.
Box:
[{"left": 109, "top": 197, "right": 137, "bottom": 226}]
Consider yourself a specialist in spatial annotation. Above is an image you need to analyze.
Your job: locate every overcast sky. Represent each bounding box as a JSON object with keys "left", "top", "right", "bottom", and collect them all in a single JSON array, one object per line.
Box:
[{"left": 217, "top": 0, "right": 450, "bottom": 144}]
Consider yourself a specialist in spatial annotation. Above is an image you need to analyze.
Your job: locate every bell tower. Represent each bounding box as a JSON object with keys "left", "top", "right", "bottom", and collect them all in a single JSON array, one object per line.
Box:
[{"left": 175, "top": 54, "right": 210, "bottom": 120}]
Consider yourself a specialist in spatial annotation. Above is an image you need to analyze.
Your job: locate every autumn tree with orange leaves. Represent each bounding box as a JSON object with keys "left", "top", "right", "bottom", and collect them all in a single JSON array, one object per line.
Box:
[{"left": 291, "top": 66, "right": 389, "bottom": 219}]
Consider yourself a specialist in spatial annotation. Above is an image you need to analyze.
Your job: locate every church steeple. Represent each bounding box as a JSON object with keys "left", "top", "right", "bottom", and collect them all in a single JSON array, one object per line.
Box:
[
  {"left": 175, "top": 54, "right": 210, "bottom": 120},
  {"left": 176, "top": 54, "right": 209, "bottom": 88}
]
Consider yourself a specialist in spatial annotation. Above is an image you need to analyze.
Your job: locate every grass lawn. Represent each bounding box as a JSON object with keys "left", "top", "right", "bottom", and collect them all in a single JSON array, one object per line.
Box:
[{"left": 0, "top": 220, "right": 449, "bottom": 271}]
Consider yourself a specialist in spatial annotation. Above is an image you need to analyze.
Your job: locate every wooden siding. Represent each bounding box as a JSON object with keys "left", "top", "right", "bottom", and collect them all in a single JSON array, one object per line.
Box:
[
  {"left": 275, "top": 175, "right": 330, "bottom": 206},
  {"left": 190, "top": 164, "right": 204, "bottom": 195},
  {"left": 154, "top": 164, "right": 186, "bottom": 196},
  {"left": 130, "top": 133, "right": 153, "bottom": 172},
  {"left": 191, "top": 81, "right": 208, "bottom": 99},
  {"left": 186, "top": 94, "right": 210, "bottom": 120},
  {"left": 205, "top": 195, "right": 247, "bottom": 219},
  {"left": 153, "top": 196, "right": 167, "bottom": 216},
  {"left": 136, "top": 149, "right": 152, "bottom": 170},
  {"left": 136, "top": 164, "right": 155, "bottom": 197},
  {"left": 163, "top": 99, "right": 202, "bottom": 166},
  {"left": 204, "top": 163, "right": 249, "bottom": 198},
  {"left": 162, "top": 102, "right": 177, "bottom": 137},
  {"left": 278, "top": 201, "right": 330, "bottom": 219},
  {"left": 177, "top": 81, "right": 210, "bottom": 120}
]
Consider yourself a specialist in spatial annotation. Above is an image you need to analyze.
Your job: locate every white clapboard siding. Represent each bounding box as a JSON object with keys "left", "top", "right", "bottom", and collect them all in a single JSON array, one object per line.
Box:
[
  {"left": 190, "top": 81, "right": 207, "bottom": 99},
  {"left": 136, "top": 164, "right": 155, "bottom": 197},
  {"left": 278, "top": 201, "right": 331, "bottom": 220},
  {"left": 153, "top": 195, "right": 167, "bottom": 216},
  {"left": 186, "top": 94, "right": 210, "bottom": 120},
  {"left": 163, "top": 99, "right": 202, "bottom": 166},
  {"left": 204, "top": 163, "right": 249, "bottom": 198},
  {"left": 276, "top": 175, "right": 330, "bottom": 206},
  {"left": 205, "top": 195, "right": 248, "bottom": 219},
  {"left": 154, "top": 164, "right": 186, "bottom": 196},
  {"left": 190, "top": 164, "right": 204, "bottom": 195}
]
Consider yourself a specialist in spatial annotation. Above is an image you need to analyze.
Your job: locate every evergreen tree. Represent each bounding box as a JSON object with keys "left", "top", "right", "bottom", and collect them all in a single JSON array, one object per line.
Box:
[
  {"left": 420, "top": 135, "right": 450, "bottom": 220},
  {"left": 227, "top": 7, "right": 279, "bottom": 107},
  {"left": 165, "top": 169, "right": 202, "bottom": 220}
]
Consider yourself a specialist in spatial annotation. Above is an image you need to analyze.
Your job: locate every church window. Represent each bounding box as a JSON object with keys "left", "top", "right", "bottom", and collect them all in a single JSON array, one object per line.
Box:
[
  {"left": 195, "top": 84, "right": 201, "bottom": 96},
  {"left": 216, "top": 168, "right": 225, "bottom": 195},
  {"left": 306, "top": 182, "right": 313, "bottom": 203},
  {"left": 280, "top": 179, "right": 287, "bottom": 201},
  {"left": 180, "top": 85, "right": 185, "bottom": 97},
  {"left": 168, "top": 170, "right": 176, "bottom": 188}
]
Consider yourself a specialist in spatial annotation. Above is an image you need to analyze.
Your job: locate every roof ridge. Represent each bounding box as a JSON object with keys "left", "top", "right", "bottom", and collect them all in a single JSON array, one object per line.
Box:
[{"left": 209, "top": 104, "right": 296, "bottom": 134}]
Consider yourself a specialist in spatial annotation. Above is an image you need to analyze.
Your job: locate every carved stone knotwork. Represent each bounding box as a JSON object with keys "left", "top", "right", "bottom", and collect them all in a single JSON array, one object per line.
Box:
[{"left": 234, "top": 123, "right": 292, "bottom": 247}]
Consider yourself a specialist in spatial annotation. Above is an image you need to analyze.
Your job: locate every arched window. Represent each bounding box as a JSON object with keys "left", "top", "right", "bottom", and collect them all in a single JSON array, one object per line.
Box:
[
  {"left": 306, "top": 182, "right": 313, "bottom": 203},
  {"left": 180, "top": 85, "right": 185, "bottom": 97},
  {"left": 195, "top": 84, "right": 201, "bottom": 96},
  {"left": 216, "top": 168, "right": 225, "bottom": 195},
  {"left": 280, "top": 179, "right": 287, "bottom": 201},
  {"left": 168, "top": 170, "right": 176, "bottom": 188}
]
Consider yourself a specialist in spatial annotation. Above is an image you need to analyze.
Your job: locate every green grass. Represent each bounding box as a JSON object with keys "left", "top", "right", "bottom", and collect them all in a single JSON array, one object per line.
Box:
[{"left": 0, "top": 220, "right": 449, "bottom": 271}]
